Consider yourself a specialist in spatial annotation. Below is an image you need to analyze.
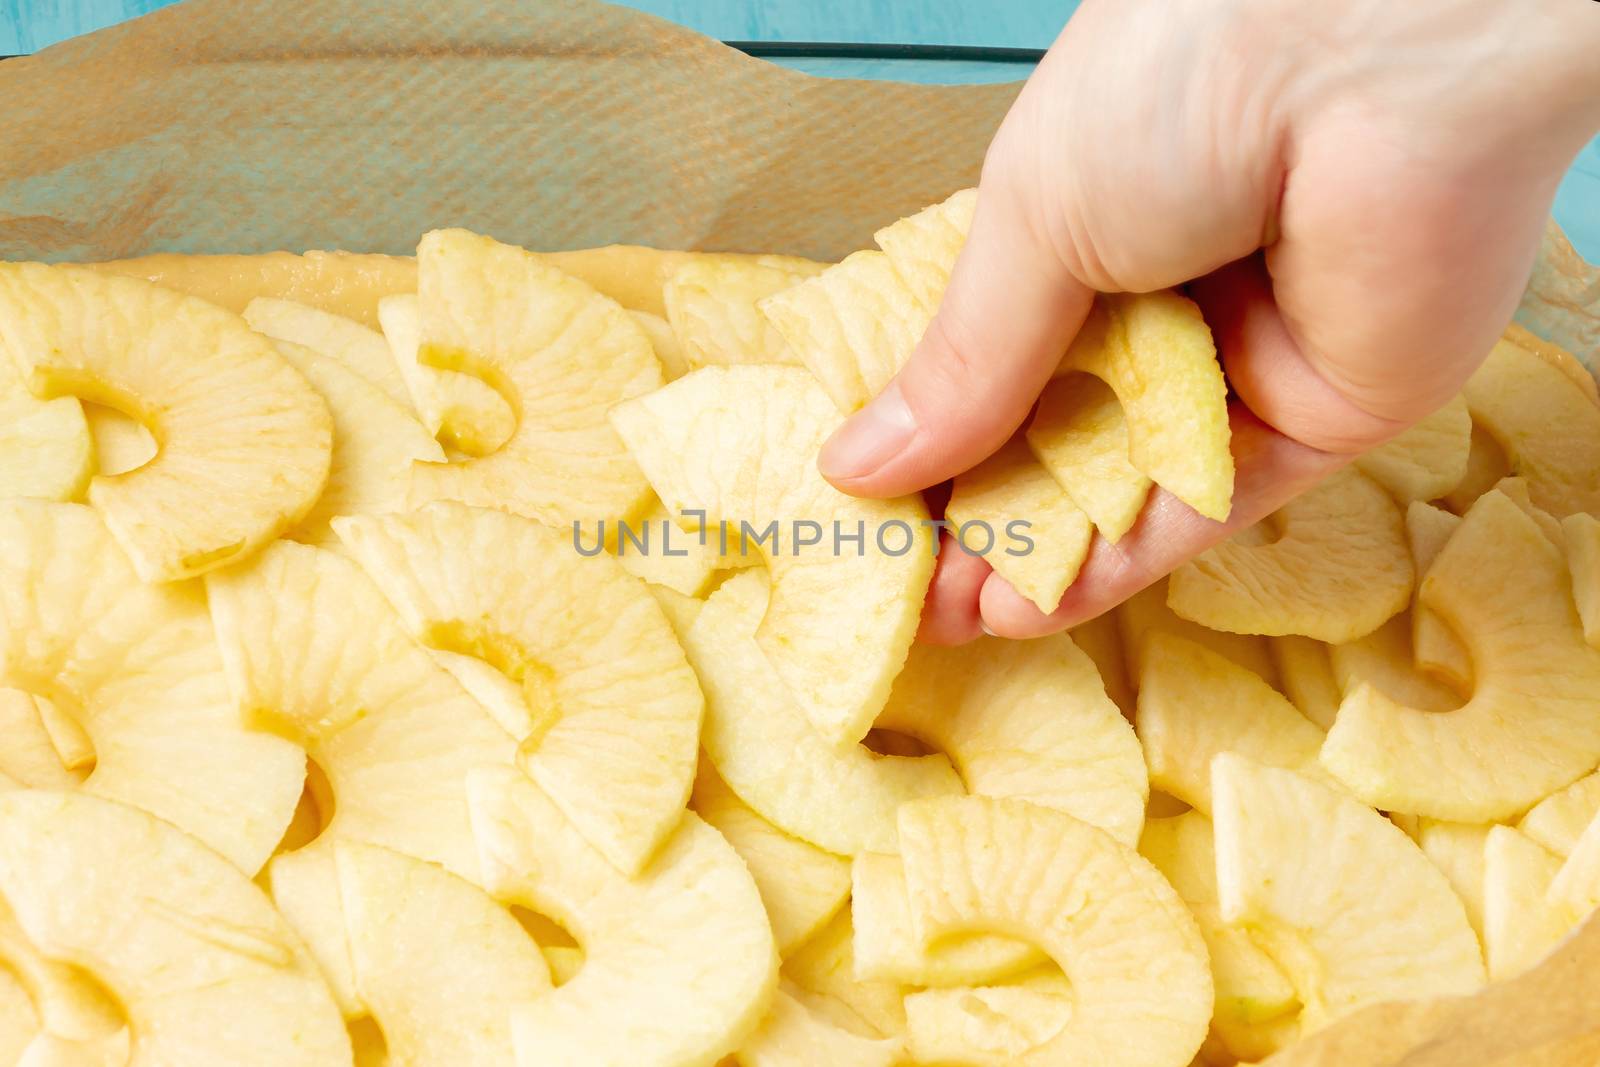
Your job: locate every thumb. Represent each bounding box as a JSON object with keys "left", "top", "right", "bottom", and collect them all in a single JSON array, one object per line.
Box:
[{"left": 817, "top": 158, "right": 1094, "bottom": 499}]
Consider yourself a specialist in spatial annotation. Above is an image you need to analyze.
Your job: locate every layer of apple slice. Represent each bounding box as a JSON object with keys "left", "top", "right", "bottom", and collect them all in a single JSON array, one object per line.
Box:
[
  {"left": 1482, "top": 826, "right": 1573, "bottom": 981},
  {"left": 759, "top": 191, "right": 971, "bottom": 412},
  {"left": 0, "top": 689, "right": 81, "bottom": 790},
  {"left": 375, "top": 293, "right": 516, "bottom": 456},
  {"left": 611, "top": 365, "right": 935, "bottom": 745},
  {"left": 779, "top": 909, "right": 908, "bottom": 1042},
  {"left": 901, "top": 966, "right": 1079, "bottom": 1067},
  {"left": 1321, "top": 489, "right": 1600, "bottom": 820},
  {"left": 735, "top": 983, "right": 901, "bottom": 1067},
  {"left": 628, "top": 310, "right": 690, "bottom": 380},
  {"left": 1406, "top": 501, "right": 1472, "bottom": 690},
  {"left": 1415, "top": 819, "right": 1492, "bottom": 942},
  {"left": 0, "top": 966, "right": 34, "bottom": 1065},
  {"left": 335, "top": 841, "right": 552, "bottom": 1065},
  {"left": 244, "top": 296, "right": 414, "bottom": 408},
  {"left": 0, "top": 790, "right": 349, "bottom": 1065},
  {"left": 690, "top": 765, "right": 851, "bottom": 957},
  {"left": 1329, "top": 612, "right": 1465, "bottom": 714},
  {"left": 0, "top": 501, "right": 304, "bottom": 874},
  {"left": 877, "top": 630, "right": 1146, "bottom": 846},
  {"left": 1270, "top": 635, "right": 1342, "bottom": 731},
  {"left": 943, "top": 437, "right": 1094, "bottom": 613},
  {"left": 1119, "top": 574, "right": 1280, "bottom": 688},
  {"left": 1139, "top": 811, "right": 1301, "bottom": 1064},
  {"left": 1027, "top": 374, "right": 1153, "bottom": 543},
  {"left": 0, "top": 349, "right": 90, "bottom": 502},
  {"left": 1137, "top": 633, "right": 1328, "bottom": 815},
  {"left": 0, "top": 263, "right": 332, "bottom": 580},
  {"left": 1548, "top": 809, "right": 1600, "bottom": 919},
  {"left": 1519, "top": 771, "right": 1600, "bottom": 857},
  {"left": 1210, "top": 754, "right": 1484, "bottom": 1036},
  {"left": 270, "top": 340, "right": 446, "bottom": 544},
  {"left": 82, "top": 402, "right": 157, "bottom": 477},
  {"left": 0, "top": 893, "right": 126, "bottom": 1053},
  {"left": 335, "top": 503, "right": 701, "bottom": 875},
  {"left": 1565, "top": 512, "right": 1600, "bottom": 649},
  {"left": 1354, "top": 395, "right": 1472, "bottom": 503},
  {"left": 682, "top": 569, "right": 960, "bottom": 855},
  {"left": 1169, "top": 467, "right": 1412, "bottom": 641},
  {"left": 850, "top": 851, "right": 1045, "bottom": 987},
  {"left": 1071, "top": 611, "right": 1136, "bottom": 720},
  {"left": 664, "top": 257, "right": 826, "bottom": 368},
  {"left": 1442, "top": 422, "right": 1513, "bottom": 514},
  {"left": 405, "top": 229, "right": 661, "bottom": 528},
  {"left": 1461, "top": 331, "right": 1600, "bottom": 518},
  {"left": 894, "top": 795, "right": 1211, "bottom": 1067},
  {"left": 614, "top": 494, "right": 745, "bottom": 598},
  {"left": 469, "top": 766, "right": 777, "bottom": 1067},
  {"left": 1050, "top": 292, "right": 1233, "bottom": 522}
]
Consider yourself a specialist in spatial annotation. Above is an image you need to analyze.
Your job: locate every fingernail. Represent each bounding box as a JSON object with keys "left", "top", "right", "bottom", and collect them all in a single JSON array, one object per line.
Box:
[
  {"left": 818, "top": 380, "right": 917, "bottom": 481},
  {"left": 979, "top": 619, "right": 997, "bottom": 638}
]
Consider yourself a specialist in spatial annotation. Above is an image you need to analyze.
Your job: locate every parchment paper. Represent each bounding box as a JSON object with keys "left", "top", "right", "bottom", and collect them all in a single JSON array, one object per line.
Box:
[{"left": 1, "top": 1, "right": 1597, "bottom": 1062}]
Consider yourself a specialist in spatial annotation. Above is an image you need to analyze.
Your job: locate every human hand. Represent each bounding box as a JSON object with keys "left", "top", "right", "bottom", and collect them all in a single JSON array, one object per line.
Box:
[{"left": 818, "top": 0, "right": 1600, "bottom": 643}]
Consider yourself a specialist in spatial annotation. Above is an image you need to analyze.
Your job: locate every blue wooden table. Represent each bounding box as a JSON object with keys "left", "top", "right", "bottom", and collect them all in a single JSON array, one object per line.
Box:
[{"left": 4, "top": 0, "right": 1598, "bottom": 260}]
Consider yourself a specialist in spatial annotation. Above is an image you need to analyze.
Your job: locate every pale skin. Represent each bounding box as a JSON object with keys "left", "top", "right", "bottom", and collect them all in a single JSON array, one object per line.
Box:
[{"left": 818, "top": 0, "right": 1600, "bottom": 644}]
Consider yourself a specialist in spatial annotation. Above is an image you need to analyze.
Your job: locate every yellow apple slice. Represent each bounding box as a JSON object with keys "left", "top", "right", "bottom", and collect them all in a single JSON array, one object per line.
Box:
[
  {"left": 1052, "top": 292, "right": 1233, "bottom": 521},
  {"left": 1210, "top": 755, "right": 1484, "bottom": 1035},
  {"left": 780, "top": 910, "right": 907, "bottom": 1042},
  {"left": 335, "top": 841, "right": 552, "bottom": 1065},
  {"left": 896, "top": 795, "right": 1211, "bottom": 1067},
  {"left": 851, "top": 851, "right": 1045, "bottom": 987},
  {"left": 0, "top": 966, "right": 34, "bottom": 1065},
  {"left": 1414, "top": 819, "right": 1492, "bottom": 943},
  {"left": 0, "top": 263, "right": 332, "bottom": 580},
  {"left": 682, "top": 570, "right": 960, "bottom": 855},
  {"left": 1462, "top": 332, "right": 1600, "bottom": 518},
  {"left": 1137, "top": 633, "right": 1328, "bottom": 815},
  {"left": 1548, "top": 809, "right": 1600, "bottom": 919},
  {"left": 0, "top": 690, "right": 81, "bottom": 790},
  {"left": 0, "top": 501, "right": 304, "bottom": 875},
  {"left": 1118, "top": 576, "right": 1279, "bottom": 688},
  {"left": 1139, "top": 812, "right": 1301, "bottom": 1064},
  {"left": 943, "top": 438, "right": 1094, "bottom": 613},
  {"left": 1270, "top": 635, "right": 1341, "bottom": 731},
  {"left": 690, "top": 765, "right": 851, "bottom": 957},
  {"left": 0, "top": 790, "right": 349, "bottom": 1065},
  {"left": 375, "top": 293, "right": 516, "bottom": 456},
  {"left": 1330, "top": 613, "right": 1465, "bottom": 714},
  {"left": 0, "top": 894, "right": 125, "bottom": 1052},
  {"left": 1493, "top": 475, "right": 1565, "bottom": 544},
  {"left": 335, "top": 503, "right": 701, "bottom": 875},
  {"left": 611, "top": 365, "right": 935, "bottom": 745},
  {"left": 1564, "top": 512, "right": 1600, "bottom": 649},
  {"left": 1502, "top": 322, "right": 1600, "bottom": 407},
  {"left": 468, "top": 766, "right": 777, "bottom": 1067},
  {"left": 735, "top": 983, "right": 901, "bottom": 1067},
  {"left": 648, "top": 584, "right": 705, "bottom": 642},
  {"left": 1519, "top": 771, "right": 1600, "bottom": 857},
  {"left": 664, "top": 257, "right": 826, "bottom": 368},
  {"left": 1321, "top": 490, "right": 1600, "bottom": 820},
  {"left": 1441, "top": 422, "right": 1512, "bottom": 514},
  {"left": 0, "top": 351, "right": 90, "bottom": 502},
  {"left": 760, "top": 192, "right": 972, "bottom": 413},
  {"left": 270, "top": 340, "right": 446, "bottom": 544},
  {"left": 1170, "top": 467, "right": 1412, "bottom": 641},
  {"left": 405, "top": 230, "right": 661, "bottom": 529},
  {"left": 1406, "top": 501, "right": 1472, "bottom": 691},
  {"left": 1027, "top": 375, "right": 1153, "bottom": 543},
  {"left": 1355, "top": 396, "right": 1472, "bottom": 503},
  {"left": 614, "top": 495, "right": 741, "bottom": 598},
  {"left": 81, "top": 403, "right": 156, "bottom": 477},
  {"left": 630, "top": 310, "right": 690, "bottom": 380},
  {"left": 1071, "top": 612, "right": 1135, "bottom": 720},
  {"left": 901, "top": 967, "right": 1079, "bottom": 1067},
  {"left": 877, "top": 631, "right": 1146, "bottom": 846},
  {"left": 244, "top": 297, "right": 414, "bottom": 408},
  {"left": 1482, "top": 826, "right": 1573, "bottom": 981}
]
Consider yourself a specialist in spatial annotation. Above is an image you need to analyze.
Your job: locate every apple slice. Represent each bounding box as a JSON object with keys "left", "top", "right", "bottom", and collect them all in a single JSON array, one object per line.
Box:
[
  {"left": 682, "top": 570, "right": 960, "bottom": 855},
  {"left": 1270, "top": 635, "right": 1342, "bottom": 731},
  {"left": 81, "top": 403, "right": 156, "bottom": 477},
  {"left": 1415, "top": 819, "right": 1492, "bottom": 942},
  {"left": 0, "top": 791, "right": 349, "bottom": 1065},
  {"left": 1027, "top": 374, "right": 1153, "bottom": 543},
  {"left": 1170, "top": 467, "right": 1413, "bottom": 642},
  {"left": 406, "top": 229, "right": 661, "bottom": 530},
  {"left": 1406, "top": 501, "right": 1472, "bottom": 690},
  {"left": 1330, "top": 613, "right": 1465, "bottom": 714},
  {"left": 1211, "top": 755, "right": 1484, "bottom": 1036},
  {"left": 736, "top": 983, "right": 901, "bottom": 1067},
  {"left": 1118, "top": 576, "right": 1279, "bottom": 688},
  {"left": 375, "top": 293, "right": 516, "bottom": 457},
  {"left": 1564, "top": 512, "right": 1600, "bottom": 649},
  {"left": 1321, "top": 490, "right": 1600, "bottom": 820},
  {"left": 611, "top": 365, "right": 935, "bottom": 745},
  {"left": 664, "top": 257, "right": 825, "bottom": 369},
  {"left": 895, "top": 795, "right": 1211, "bottom": 1067},
  {"left": 244, "top": 296, "right": 413, "bottom": 408},
  {"left": 1354, "top": 396, "right": 1472, "bottom": 503},
  {"left": 0, "top": 351, "right": 90, "bottom": 502},
  {"left": 877, "top": 630, "right": 1146, "bottom": 846},
  {"left": 690, "top": 765, "right": 851, "bottom": 957},
  {"left": 469, "top": 766, "right": 777, "bottom": 1067},
  {"left": 0, "top": 263, "right": 331, "bottom": 580},
  {"left": 335, "top": 503, "right": 701, "bottom": 875},
  {"left": 1519, "top": 771, "right": 1600, "bottom": 857},
  {"left": 0, "top": 501, "right": 304, "bottom": 875},
  {"left": 335, "top": 842, "right": 552, "bottom": 1065},
  {"left": 780, "top": 909, "right": 907, "bottom": 1042},
  {"left": 1482, "top": 826, "right": 1573, "bottom": 981}
]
